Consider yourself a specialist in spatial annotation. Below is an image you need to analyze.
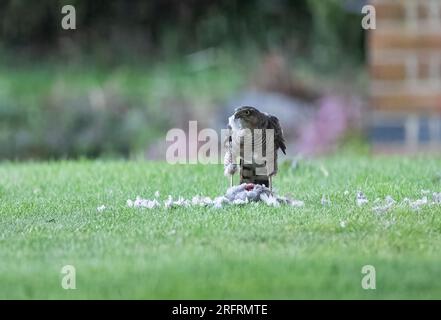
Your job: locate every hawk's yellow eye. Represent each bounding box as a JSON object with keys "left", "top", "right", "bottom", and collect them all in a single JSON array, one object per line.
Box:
[{"left": 244, "top": 110, "right": 250, "bottom": 116}]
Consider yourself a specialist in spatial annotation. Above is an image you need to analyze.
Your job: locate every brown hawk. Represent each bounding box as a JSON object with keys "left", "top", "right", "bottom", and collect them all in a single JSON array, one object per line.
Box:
[{"left": 224, "top": 106, "right": 286, "bottom": 191}]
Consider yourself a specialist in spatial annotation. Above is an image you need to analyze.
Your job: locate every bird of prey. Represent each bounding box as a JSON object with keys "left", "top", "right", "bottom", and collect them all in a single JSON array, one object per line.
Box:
[{"left": 224, "top": 106, "right": 286, "bottom": 191}]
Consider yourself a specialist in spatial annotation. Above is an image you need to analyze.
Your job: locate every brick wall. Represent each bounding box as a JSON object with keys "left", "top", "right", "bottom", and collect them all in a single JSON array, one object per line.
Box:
[{"left": 369, "top": 0, "right": 441, "bottom": 152}]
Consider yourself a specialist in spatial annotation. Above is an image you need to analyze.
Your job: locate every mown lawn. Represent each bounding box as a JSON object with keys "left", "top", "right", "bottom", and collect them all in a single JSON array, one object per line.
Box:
[{"left": 1, "top": 156, "right": 441, "bottom": 299}]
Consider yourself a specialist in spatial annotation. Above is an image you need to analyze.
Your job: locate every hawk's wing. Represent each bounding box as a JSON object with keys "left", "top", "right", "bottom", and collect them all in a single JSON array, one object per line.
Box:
[{"left": 267, "top": 115, "right": 286, "bottom": 155}]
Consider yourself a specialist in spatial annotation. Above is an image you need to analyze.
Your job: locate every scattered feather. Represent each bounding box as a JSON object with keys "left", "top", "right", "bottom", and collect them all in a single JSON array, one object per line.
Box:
[
  {"left": 289, "top": 199, "right": 305, "bottom": 207},
  {"left": 321, "top": 195, "right": 331, "bottom": 206},
  {"left": 164, "top": 195, "right": 174, "bottom": 209},
  {"left": 127, "top": 183, "right": 304, "bottom": 209},
  {"left": 372, "top": 195, "right": 395, "bottom": 214},
  {"left": 213, "top": 196, "right": 228, "bottom": 209},
  {"left": 356, "top": 192, "right": 369, "bottom": 207},
  {"left": 127, "top": 187, "right": 441, "bottom": 212},
  {"left": 260, "top": 193, "right": 280, "bottom": 207},
  {"left": 409, "top": 196, "right": 428, "bottom": 211},
  {"left": 432, "top": 192, "right": 441, "bottom": 204},
  {"left": 233, "top": 198, "right": 249, "bottom": 205}
]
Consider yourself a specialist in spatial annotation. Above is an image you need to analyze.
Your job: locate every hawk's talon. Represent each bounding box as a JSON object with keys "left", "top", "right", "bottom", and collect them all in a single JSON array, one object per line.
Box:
[{"left": 224, "top": 163, "right": 237, "bottom": 176}]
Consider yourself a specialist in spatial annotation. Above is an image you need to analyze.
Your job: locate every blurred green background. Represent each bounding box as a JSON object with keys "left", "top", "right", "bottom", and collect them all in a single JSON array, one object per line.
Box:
[{"left": 0, "top": 0, "right": 367, "bottom": 160}]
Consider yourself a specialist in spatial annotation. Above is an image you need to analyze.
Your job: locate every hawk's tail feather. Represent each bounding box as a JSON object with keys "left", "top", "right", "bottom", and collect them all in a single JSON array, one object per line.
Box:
[{"left": 239, "top": 160, "right": 269, "bottom": 188}]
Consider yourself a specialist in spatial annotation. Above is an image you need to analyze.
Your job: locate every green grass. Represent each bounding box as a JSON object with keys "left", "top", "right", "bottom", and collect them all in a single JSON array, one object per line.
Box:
[
  {"left": 1, "top": 155, "right": 441, "bottom": 299},
  {"left": 0, "top": 54, "right": 245, "bottom": 110},
  {"left": 0, "top": 57, "right": 248, "bottom": 159}
]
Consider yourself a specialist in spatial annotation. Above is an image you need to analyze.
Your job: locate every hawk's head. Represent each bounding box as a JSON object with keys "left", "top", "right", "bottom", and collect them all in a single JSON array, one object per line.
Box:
[{"left": 233, "top": 106, "right": 263, "bottom": 129}]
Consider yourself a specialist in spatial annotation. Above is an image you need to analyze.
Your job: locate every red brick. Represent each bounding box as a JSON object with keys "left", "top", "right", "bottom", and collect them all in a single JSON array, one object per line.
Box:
[
  {"left": 375, "top": 2, "right": 406, "bottom": 21},
  {"left": 418, "top": 3, "right": 430, "bottom": 20},
  {"left": 372, "top": 94, "right": 441, "bottom": 111},
  {"left": 370, "top": 32, "right": 441, "bottom": 50},
  {"left": 418, "top": 62, "right": 431, "bottom": 79},
  {"left": 370, "top": 64, "right": 406, "bottom": 80}
]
